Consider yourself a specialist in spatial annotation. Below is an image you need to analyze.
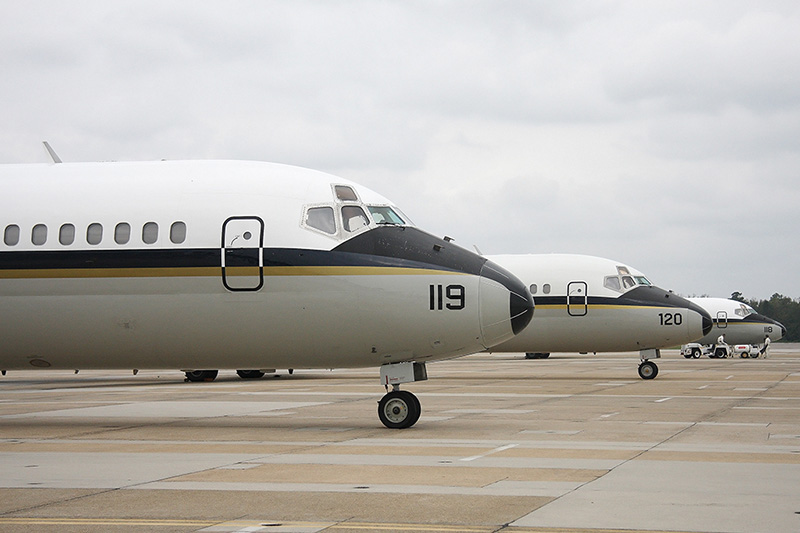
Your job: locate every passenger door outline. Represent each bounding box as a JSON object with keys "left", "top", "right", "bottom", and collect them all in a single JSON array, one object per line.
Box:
[
  {"left": 221, "top": 216, "right": 264, "bottom": 292},
  {"left": 567, "top": 281, "right": 588, "bottom": 317}
]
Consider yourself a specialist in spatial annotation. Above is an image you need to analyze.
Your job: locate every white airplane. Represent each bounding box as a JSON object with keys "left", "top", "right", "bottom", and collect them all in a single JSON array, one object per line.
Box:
[
  {"left": 681, "top": 297, "right": 785, "bottom": 356},
  {"left": 484, "top": 254, "right": 713, "bottom": 379},
  {"left": 0, "top": 158, "right": 534, "bottom": 429}
]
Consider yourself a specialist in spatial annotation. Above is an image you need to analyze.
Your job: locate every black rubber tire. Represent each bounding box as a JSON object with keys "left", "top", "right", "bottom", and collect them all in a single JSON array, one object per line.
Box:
[
  {"left": 185, "top": 370, "right": 219, "bottom": 382},
  {"left": 525, "top": 353, "right": 550, "bottom": 359},
  {"left": 638, "top": 361, "right": 658, "bottom": 380},
  {"left": 236, "top": 370, "right": 266, "bottom": 379},
  {"left": 378, "top": 390, "right": 421, "bottom": 429}
]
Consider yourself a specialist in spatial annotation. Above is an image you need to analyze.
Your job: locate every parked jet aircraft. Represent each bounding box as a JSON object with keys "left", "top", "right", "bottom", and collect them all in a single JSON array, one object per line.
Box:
[
  {"left": 484, "top": 254, "right": 713, "bottom": 379},
  {"left": 684, "top": 297, "right": 785, "bottom": 350},
  {"left": 0, "top": 159, "right": 534, "bottom": 429}
]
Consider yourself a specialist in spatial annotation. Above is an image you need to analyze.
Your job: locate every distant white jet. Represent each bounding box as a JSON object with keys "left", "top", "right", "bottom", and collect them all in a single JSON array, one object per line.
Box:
[{"left": 485, "top": 254, "right": 713, "bottom": 379}]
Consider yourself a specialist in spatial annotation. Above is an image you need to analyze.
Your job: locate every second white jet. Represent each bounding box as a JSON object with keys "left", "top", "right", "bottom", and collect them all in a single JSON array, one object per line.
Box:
[{"left": 485, "top": 254, "right": 713, "bottom": 379}]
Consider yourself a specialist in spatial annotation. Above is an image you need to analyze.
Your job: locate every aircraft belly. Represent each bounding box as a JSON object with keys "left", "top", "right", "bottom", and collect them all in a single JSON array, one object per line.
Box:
[{"left": 0, "top": 274, "right": 484, "bottom": 370}]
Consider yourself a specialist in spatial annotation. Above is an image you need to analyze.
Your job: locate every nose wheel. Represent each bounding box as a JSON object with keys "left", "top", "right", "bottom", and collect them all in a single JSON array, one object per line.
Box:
[
  {"left": 638, "top": 360, "right": 658, "bottom": 380},
  {"left": 378, "top": 390, "right": 421, "bottom": 429},
  {"left": 637, "top": 349, "right": 660, "bottom": 380}
]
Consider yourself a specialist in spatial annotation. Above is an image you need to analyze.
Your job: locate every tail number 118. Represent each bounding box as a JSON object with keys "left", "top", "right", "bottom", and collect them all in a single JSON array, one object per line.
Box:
[{"left": 429, "top": 284, "right": 465, "bottom": 310}]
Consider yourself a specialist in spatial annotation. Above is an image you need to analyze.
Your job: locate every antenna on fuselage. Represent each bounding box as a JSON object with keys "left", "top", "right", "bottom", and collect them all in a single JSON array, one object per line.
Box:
[{"left": 42, "top": 141, "right": 62, "bottom": 164}]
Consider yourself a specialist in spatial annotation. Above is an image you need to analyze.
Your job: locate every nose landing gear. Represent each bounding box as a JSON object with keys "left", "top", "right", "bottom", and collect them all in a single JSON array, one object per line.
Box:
[
  {"left": 378, "top": 361, "right": 427, "bottom": 429},
  {"left": 378, "top": 390, "right": 421, "bottom": 429},
  {"left": 638, "top": 349, "right": 660, "bottom": 380}
]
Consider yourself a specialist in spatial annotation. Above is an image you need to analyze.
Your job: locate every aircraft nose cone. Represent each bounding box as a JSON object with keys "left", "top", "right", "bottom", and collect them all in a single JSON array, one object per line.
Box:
[
  {"left": 702, "top": 314, "right": 713, "bottom": 336},
  {"left": 776, "top": 321, "right": 787, "bottom": 340},
  {"left": 686, "top": 300, "right": 714, "bottom": 336},
  {"left": 509, "top": 284, "right": 534, "bottom": 334},
  {"left": 477, "top": 260, "right": 534, "bottom": 348}
]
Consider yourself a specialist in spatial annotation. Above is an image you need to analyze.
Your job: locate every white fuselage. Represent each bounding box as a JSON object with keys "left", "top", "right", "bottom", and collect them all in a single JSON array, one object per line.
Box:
[
  {"left": 485, "top": 254, "right": 712, "bottom": 353},
  {"left": 687, "top": 297, "right": 784, "bottom": 345},
  {"left": 0, "top": 160, "right": 532, "bottom": 372}
]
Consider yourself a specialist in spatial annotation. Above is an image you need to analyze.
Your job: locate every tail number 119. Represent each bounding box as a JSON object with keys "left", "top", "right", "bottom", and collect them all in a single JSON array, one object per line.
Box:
[{"left": 429, "top": 284, "right": 466, "bottom": 310}]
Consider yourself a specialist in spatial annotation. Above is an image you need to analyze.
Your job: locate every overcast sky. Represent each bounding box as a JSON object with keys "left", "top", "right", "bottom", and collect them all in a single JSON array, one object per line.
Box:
[{"left": 1, "top": 1, "right": 798, "bottom": 300}]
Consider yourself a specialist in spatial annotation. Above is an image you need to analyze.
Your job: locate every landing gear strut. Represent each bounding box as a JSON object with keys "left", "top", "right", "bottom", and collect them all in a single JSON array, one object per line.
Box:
[
  {"left": 378, "top": 361, "right": 427, "bottom": 429},
  {"left": 638, "top": 349, "right": 660, "bottom": 380}
]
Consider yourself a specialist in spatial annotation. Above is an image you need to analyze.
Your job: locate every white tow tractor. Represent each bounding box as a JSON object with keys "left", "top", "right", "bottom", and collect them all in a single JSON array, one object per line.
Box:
[{"left": 681, "top": 342, "right": 731, "bottom": 359}]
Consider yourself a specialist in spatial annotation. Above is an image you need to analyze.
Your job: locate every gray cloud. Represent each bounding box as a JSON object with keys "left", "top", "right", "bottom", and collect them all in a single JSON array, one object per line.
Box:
[{"left": 1, "top": 0, "right": 798, "bottom": 299}]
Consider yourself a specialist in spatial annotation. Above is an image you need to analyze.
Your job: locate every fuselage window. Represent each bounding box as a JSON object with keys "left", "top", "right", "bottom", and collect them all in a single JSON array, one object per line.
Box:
[
  {"left": 529, "top": 284, "right": 538, "bottom": 295},
  {"left": 170, "top": 221, "right": 187, "bottom": 244},
  {"left": 59, "top": 224, "right": 75, "bottom": 245},
  {"left": 335, "top": 185, "right": 358, "bottom": 201},
  {"left": 305, "top": 207, "right": 336, "bottom": 235},
  {"left": 342, "top": 205, "right": 369, "bottom": 232},
  {"left": 87, "top": 223, "right": 103, "bottom": 245},
  {"left": 4, "top": 225, "right": 20, "bottom": 246},
  {"left": 543, "top": 283, "right": 551, "bottom": 294},
  {"left": 115, "top": 223, "right": 131, "bottom": 245},
  {"left": 142, "top": 222, "right": 158, "bottom": 244},
  {"left": 31, "top": 224, "right": 47, "bottom": 246},
  {"left": 368, "top": 205, "right": 405, "bottom": 225},
  {"left": 604, "top": 276, "right": 621, "bottom": 292}
]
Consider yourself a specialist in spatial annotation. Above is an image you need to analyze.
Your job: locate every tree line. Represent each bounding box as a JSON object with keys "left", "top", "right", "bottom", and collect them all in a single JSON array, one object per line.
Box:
[{"left": 731, "top": 292, "right": 799, "bottom": 342}]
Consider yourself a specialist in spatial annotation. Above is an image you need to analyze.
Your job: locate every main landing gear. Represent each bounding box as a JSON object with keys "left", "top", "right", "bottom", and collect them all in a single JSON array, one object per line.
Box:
[
  {"left": 637, "top": 349, "right": 660, "bottom": 380},
  {"left": 184, "top": 370, "right": 218, "bottom": 382},
  {"left": 378, "top": 361, "right": 427, "bottom": 429}
]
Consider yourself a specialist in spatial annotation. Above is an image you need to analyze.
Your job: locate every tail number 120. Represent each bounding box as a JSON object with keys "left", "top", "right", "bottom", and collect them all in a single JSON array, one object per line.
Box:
[
  {"left": 430, "top": 284, "right": 465, "bottom": 310},
  {"left": 658, "top": 312, "right": 683, "bottom": 326}
]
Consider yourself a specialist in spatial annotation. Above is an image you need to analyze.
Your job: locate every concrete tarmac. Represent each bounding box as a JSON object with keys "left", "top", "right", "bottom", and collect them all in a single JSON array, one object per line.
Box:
[{"left": 1, "top": 346, "right": 799, "bottom": 533}]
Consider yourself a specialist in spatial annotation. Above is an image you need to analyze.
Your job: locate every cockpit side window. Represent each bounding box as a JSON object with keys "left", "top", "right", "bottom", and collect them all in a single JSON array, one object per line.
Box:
[
  {"left": 305, "top": 206, "right": 337, "bottom": 235},
  {"left": 604, "top": 276, "right": 621, "bottom": 292},
  {"left": 634, "top": 276, "right": 651, "bottom": 286},
  {"left": 622, "top": 276, "right": 635, "bottom": 289},
  {"left": 342, "top": 205, "right": 369, "bottom": 232},
  {"left": 368, "top": 205, "right": 405, "bottom": 225},
  {"left": 334, "top": 185, "right": 359, "bottom": 202}
]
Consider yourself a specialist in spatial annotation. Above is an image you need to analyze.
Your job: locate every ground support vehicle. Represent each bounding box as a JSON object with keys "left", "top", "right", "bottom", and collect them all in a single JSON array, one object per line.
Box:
[{"left": 681, "top": 342, "right": 731, "bottom": 359}]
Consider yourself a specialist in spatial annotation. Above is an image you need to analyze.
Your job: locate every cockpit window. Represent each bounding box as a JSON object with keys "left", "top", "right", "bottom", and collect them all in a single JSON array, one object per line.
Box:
[
  {"left": 342, "top": 205, "right": 369, "bottom": 232},
  {"left": 605, "top": 274, "right": 649, "bottom": 293},
  {"left": 735, "top": 304, "right": 753, "bottom": 318},
  {"left": 368, "top": 205, "right": 405, "bottom": 225},
  {"left": 334, "top": 185, "right": 358, "bottom": 202},
  {"left": 604, "top": 276, "right": 621, "bottom": 292},
  {"left": 617, "top": 266, "right": 630, "bottom": 276},
  {"left": 305, "top": 206, "right": 336, "bottom": 235}
]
